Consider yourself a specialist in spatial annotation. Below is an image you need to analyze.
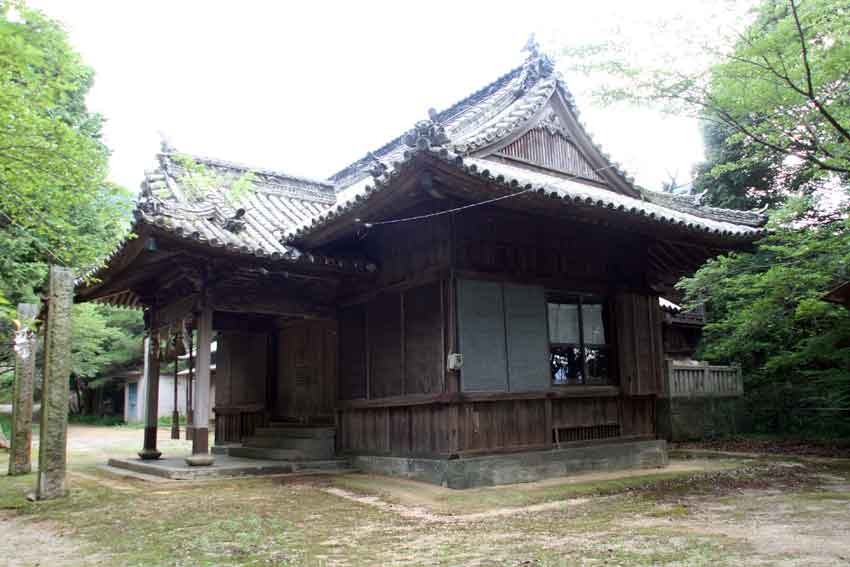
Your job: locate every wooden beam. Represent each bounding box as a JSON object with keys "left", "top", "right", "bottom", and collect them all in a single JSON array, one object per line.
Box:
[
  {"left": 211, "top": 289, "right": 332, "bottom": 318},
  {"left": 151, "top": 294, "right": 199, "bottom": 329},
  {"left": 138, "top": 332, "right": 162, "bottom": 460}
]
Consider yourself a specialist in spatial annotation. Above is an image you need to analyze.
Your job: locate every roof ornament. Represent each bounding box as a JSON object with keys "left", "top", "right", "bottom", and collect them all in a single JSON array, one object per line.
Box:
[
  {"left": 539, "top": 109, "right": 568, "bottom": 137},
  {"left": 403, "top": 109, "right": 450, "bottom": 150},
  {"left": 522, "top": 33, "right": 541, "bottom": 59},
  {"left": 223, "top": 208, "right": 247, "bottom": 233},
  {"left": 365, "top": 151, "right": 388, "bottom": 178},
  {"left": 158, "top": 130, "right": 175, "bottom": 154},
  {"left": 515, "top": 33, "right": 555, "bottom": 96}
]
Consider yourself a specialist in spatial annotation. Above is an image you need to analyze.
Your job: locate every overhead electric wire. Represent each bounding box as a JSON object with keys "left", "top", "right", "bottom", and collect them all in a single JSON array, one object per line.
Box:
[{"left": 359, "top": 163, "right": 623, "bottom": 228}]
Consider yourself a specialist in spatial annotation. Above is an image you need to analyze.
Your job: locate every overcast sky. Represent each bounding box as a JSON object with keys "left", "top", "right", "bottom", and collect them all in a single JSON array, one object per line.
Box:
[{"left": 31, "top": 1, "right": 749, "bottom": 193}]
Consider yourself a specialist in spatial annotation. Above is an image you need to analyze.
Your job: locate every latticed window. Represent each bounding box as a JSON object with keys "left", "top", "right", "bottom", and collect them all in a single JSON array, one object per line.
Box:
[{"left": 548, "top": 295, "right": 611, "bottom": 385}]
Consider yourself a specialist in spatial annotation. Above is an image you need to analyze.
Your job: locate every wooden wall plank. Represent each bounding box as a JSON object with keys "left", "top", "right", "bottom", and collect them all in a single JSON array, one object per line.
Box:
[
  {"left": 368, "top": 293, "right": 404, "bottom": 398},
  {"left": 338, "top": 305, "right": 367, "bottom": 400},
  {"left": 404, "top": 282, "right": 444, "bottom": 395}
]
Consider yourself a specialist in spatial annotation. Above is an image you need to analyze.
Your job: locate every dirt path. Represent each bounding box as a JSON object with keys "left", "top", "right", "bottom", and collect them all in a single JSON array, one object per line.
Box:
[
  {"left": 0, "top": 512, "right": 100, "bottom": 567},
  {"left": 323, "top": 486, "right": 592, "bottom": 523}
]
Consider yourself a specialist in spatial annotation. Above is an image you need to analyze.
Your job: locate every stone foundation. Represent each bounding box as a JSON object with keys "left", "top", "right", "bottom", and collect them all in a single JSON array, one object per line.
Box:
[
  {"left": 351, "top": 439, "right": 668, "bottom": 489},
  {"left": 657, "top": 397, "right": 745, "bottom": 441}
]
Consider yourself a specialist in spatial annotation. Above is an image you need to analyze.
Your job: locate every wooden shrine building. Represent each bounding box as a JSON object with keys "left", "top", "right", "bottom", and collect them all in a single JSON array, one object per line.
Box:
[{"left": 77, "top": 47, "right": 766, "bottom": 486}]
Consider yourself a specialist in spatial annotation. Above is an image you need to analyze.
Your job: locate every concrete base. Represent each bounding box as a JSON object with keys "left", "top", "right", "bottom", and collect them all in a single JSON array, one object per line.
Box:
[
  {"left": 108, "top": 455, "right": 352, "bottom": 480},
  {"left": 185, "top": 454, "right": 215, "bottom": 466},
  {"left": 352, "top": 439, "right": 668, "bottom": 489},
  {"left": 137, "top": 449, "right": 162, "bottom": 461}
]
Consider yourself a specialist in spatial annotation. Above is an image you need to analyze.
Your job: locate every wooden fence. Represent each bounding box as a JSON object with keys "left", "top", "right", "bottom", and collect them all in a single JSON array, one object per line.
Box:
[
  {"left": 663, "top": 360, "right": 743, "bottom": 398},
  {"left": 213, "top": 404, "right": 266, "bottom": 444}
]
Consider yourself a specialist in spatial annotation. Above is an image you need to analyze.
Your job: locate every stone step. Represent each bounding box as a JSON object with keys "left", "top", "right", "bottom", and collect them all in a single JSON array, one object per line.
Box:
[
  {"left": 242, "top": 436, "right": 335, "bottom": 459},
  {"left": 252, "top": 426, "right": 336, "bottom": 439},
  {"left": 227, "top": 446, "right": 306, "bottom": 461}
]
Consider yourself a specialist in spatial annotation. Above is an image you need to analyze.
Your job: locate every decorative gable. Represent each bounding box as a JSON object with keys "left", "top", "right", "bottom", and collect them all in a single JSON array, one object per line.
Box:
[{"left": 494, "top": 110, "right": 603, "bottom": 183}]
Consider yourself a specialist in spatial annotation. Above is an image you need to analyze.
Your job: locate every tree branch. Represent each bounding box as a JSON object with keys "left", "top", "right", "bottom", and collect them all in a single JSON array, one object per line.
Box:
[{"left": 790, "top": 0, "right": 850, "bottom": 145}]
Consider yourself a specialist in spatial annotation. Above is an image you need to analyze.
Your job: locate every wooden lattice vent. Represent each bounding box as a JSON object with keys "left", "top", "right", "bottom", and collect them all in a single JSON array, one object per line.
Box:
[
  {"left": 495, "top": 110, "right": 604, "bottom": 182},
  {"left": 553, "top": 423, "right": 621, "bottom": 446}
]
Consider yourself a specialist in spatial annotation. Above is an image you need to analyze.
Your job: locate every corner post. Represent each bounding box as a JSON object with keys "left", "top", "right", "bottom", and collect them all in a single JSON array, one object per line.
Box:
[
  {"left": 185, "top": 327, "right": 194, "bottom": 440},
  {"left": 36, "top": 266, "right": 74, "bottom": 500},
  {"left": 187, "top": 306, "right": 213, "bottom": 466},
  {"left": 139, "top": 327, "right": 162, "bottom": 460},
  {"left": 9, "top": 303, "right": 39, "bottom": 476},
  {"left": 171, "top": 339, "right": 180, "bottom": 440}
]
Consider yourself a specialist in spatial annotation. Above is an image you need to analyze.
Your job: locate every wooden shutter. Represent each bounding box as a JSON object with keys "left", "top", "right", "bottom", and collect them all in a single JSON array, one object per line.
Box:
[
  {"left": 457, "top": 279, "right": 508, "bottom": 392},
  {"left": 614, "top": 292, "right": 663, "bottom": 396},
  {"left": 504, "top": 283, "right": 550, "bottom": 392}
]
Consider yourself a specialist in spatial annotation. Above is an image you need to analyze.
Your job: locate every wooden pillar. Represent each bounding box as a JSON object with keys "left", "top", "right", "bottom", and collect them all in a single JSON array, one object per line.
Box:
[
  {"left": 36, "top": 266, "right": 73, "bottom": 500},
  {"left": 185, "top": 328, "right": 194, "bottom": 440},
  {"left": 9, "top": 303, "right": 39, "bottom": 476},
  {"left": 138, "top": 328, "right": 162, "bottom": 460},
  {"left": 186, "top": 306, "right": 213, "bottom": 465},
  {"left": 171, "top": 342, "right": 180, "bottom": 440}
]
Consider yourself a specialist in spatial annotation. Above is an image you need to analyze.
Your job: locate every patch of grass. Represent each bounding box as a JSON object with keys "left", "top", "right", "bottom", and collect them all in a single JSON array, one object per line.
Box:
[
  {"left": 69, "top": 414, "right": 125, "bottom": 427},
  {"left": 157, "top": 415, "right": 187, "bottom": 426},
  {"left": 1, "top": 430, "right": 846, "bottom": 567},
  {"left": 0, "top": 472, "right": 38, "bottom": 510},
  {"left": 0, "top": 413, "right": 10, "bottom": 438}
]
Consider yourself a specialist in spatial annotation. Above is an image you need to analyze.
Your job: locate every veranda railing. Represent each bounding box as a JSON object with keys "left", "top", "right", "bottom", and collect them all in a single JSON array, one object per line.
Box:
[{"left": 663, "top": 360, "right": 743, "bottom": 398}]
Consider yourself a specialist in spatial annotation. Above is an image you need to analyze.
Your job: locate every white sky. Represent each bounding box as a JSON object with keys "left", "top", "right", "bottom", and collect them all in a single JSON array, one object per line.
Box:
[{"left": 31, "top": 1, "right": 749, "bottom": 192}]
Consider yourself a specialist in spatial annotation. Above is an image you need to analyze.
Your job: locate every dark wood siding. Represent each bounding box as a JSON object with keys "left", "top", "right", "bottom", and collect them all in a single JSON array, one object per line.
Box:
[
  {"left": 215, "top": 331, "right": 268, "bottom": 408},
  {"left": 338, "top": 393, "right": 654, "bottom": 457},
  {"left": 339, "top": 281, "right": 447, "bottom": 400},
  {"left": 404, "top": 282, "right": 444, "bottom": 395},
  {"left": 338, "top": 305, "right": 367, "bottom": 400},
  {"left": 277, "top": 320, "right": 337, "bottom": 421},
  {"left": 368, "top": 293, "right": 404, "bottom": 398},
  {"left": 615, "top": 292, "right": 663, "bottom": 396}
]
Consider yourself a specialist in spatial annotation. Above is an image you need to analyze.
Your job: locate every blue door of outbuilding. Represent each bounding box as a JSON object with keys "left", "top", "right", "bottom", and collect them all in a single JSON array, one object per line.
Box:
[{"left": 127, "top": 382, "right": 138, "bottom": 420}]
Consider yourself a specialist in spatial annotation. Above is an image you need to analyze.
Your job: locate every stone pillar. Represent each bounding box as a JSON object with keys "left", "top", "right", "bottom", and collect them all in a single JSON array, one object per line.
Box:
[
  {"left": 9, "top": 303, "right": 39, "bottom": 476},
  {"left": 36, "top": 266, "right": 73, "bottom": 500},
  {"left": 138, "top": 328, "right": 162, "bottom": 460},
  {"left": 186, "top": 307, "right": 213, "bottom": 466}
]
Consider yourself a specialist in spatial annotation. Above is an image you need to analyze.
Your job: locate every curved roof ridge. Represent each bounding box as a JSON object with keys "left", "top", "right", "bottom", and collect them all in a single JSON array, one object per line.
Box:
[
  {"left": 161, "top": 150, "right": 335, "bottom": 190},
  {"left": 327, "top": 62, "right": 528, "bottom": 188}
]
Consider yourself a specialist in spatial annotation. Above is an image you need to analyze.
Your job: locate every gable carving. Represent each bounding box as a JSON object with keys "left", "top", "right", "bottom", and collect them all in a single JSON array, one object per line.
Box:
[{"left": 496, "top": 119, "right": 604, "bottom": 182}]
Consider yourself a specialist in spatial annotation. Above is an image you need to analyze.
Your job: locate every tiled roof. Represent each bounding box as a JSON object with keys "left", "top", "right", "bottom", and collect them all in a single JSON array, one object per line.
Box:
[
  {"left": 330, "top": 52, "right": 639, "bottom": 195},
  {"left": 285, "top": 147, "right": 767, "bottom": 242},
  {"left": 86, "top": 50, "right": 767, "bottom": 291},
  {"left": 78, "top": 151, "right": 374, "bottom": 290},
  {"left": 137, "top": 151, "right": 334, "bottom": 260}
]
